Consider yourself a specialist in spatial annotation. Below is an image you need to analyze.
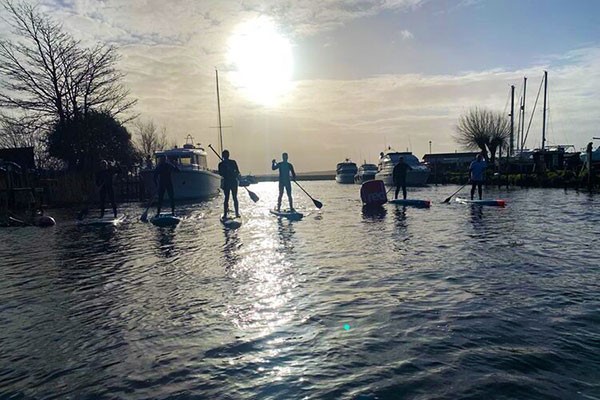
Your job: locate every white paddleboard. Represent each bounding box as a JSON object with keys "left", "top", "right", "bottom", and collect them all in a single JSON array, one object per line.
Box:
[
  {"left": 77, "top": 214, "right": 126, "bottom": 226},
  {"left": 150, "top": 213, "right": 181, "bottom": 227},
  {"left": 455, "top": 197, "right": 506, "bottom": 207},
  {"left": 269, "top": 209, "right": 304, "bottom": 220},
  {"left": 220, "top": 216, "right": 242, "bottom": 229}
]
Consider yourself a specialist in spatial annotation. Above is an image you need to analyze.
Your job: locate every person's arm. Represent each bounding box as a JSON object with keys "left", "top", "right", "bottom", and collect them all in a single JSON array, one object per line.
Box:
[
  {"left": 233, "top": 161, "right": 241, "bottom": 178},
  {"left": 154, "top": 166, "right": 159, "bottom": 185},
  {"left": 392, "top": 165, "right": 398, "bottom": 182},
  {"left": 218, "top": 162, "right": 225, "bottom": 177},
  {"left": 290, "top": 164, "right": 296, "bottom": 180},
  {"left": 271, "top": 160, "right": 279, "bottom": 171}
]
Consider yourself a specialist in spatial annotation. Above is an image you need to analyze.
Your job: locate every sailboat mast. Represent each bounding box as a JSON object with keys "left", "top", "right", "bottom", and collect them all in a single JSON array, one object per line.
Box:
[
  {"left": 520, "top": 77, "right": 527, "bottom": 152},
  {"left": 510, "top": 85, "right": 515, "bottom": 156},
  {"left": 542, "top": 70, "right": 548, "bottom": 151},
  {"left": 215, "top": 68, "right": 224, "bottom": 154}
]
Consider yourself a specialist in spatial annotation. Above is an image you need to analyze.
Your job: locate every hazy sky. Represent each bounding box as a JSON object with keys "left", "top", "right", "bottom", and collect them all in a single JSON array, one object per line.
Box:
[{"left": 2, "top": 0, "right": 599, "bottom": 173}]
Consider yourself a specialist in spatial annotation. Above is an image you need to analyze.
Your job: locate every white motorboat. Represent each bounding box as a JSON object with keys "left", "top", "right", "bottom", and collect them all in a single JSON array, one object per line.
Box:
[
  {"left": 335, "top": 159, "right": 358, "bottom": 184},
  {"left": 354, "top": 163, "right": 378, "bottom": 184},
  {"left": 375, "top": 149, "right": 430, "bottom": 186},
  {"left": 140, "top": 136, "right": 221, "bottom": 200}
]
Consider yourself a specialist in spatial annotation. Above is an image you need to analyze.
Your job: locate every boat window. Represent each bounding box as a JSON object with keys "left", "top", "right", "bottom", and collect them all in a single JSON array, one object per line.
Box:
[
  {"left": 197, "top": 154, "right": 207, "bottom": 168},
  {"left": 388, "top": 153, "right": 420, "bottom": 165},
  {"left": 179, "top": 156, "right": 192, "bottom": 165}
]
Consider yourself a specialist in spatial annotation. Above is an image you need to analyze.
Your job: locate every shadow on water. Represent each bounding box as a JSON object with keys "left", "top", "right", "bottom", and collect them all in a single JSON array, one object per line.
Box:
[
  {"left": 361, "top": 205, "right": 387, "bottom": 221},
  {"left": 277, "top": 218, "right": 296, "bottom": 254},
  {"left": 154, "top": 226, "right": 178, "bottom": 258},
  {"left": 393, "top": 206, "right": 407, "bottom": 231},
  {"left": 222, "top": 229, "right": 241, "bottom": 268}
]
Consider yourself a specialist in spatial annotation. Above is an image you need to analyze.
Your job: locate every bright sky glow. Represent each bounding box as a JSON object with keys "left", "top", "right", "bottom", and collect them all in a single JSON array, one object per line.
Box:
[{"left": 227, "top": 17, "right": 293, "bottom": 107}]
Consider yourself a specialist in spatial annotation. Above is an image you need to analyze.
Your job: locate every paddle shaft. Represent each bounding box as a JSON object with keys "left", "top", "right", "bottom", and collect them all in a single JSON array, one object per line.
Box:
[
  {"left": 208, "top": 144, "right": 259, "bottom": 202},
  {"left": 293, "top": 180, "right": 323, "bottom": 209},
  {"left": 443, "top": 181, "right": 470, "bottom": 203}
]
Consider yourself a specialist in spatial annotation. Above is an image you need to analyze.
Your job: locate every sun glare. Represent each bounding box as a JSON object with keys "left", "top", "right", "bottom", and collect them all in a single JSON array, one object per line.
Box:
[{"left": 227, "top": 17, "right": 293, "bottom": 107}]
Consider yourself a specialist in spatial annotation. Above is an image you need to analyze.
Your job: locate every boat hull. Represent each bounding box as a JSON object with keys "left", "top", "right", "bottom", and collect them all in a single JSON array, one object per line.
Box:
[
  {"left": 336, "top": 173, "right": 355, "bottom": 184},
  {"left": 141, "top": 169, "right": 221, "bottom": 200},
  {"left": 375, "top": 167, "right": 430, "bottom": 186}
]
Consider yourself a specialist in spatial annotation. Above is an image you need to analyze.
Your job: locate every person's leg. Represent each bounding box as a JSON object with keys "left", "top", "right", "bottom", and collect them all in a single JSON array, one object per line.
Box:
[
  {"left": 232, "top": 185, "right": 239, "bottom": 217},
  {"left": 108, "top": 187, "right": 117, "bottom": 217},
  {"left": 471, "top": 182, "right": 476, "bottom": 200},
  {"left": 478, "top": 182, "right": 483, "bottom": 200},
  {"left": 394, "top": 185, "right": 400, "bottom": 200},
  {"left": 286, "top": 182, "right": 294, "bottom": 210},
  {"left": 277, "top": 182, "right": 284, "bottom": 211},
  {"left": 167, "top": 182, "right": 175, "bottom": 214},
  {"left": 156, "top": 185, "right": 165, "bottom": 216},
  {"left": 99, "top": 187, "right": 106, "bottom": 218},
  {"left": 402, "top": 183, "right": 407, "bottom": 200},
  {"left": 223, "top": 185, "right": 231, "bottom": 217}
]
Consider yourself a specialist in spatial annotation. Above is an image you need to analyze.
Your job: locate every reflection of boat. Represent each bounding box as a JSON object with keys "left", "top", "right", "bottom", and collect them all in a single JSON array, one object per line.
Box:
[
  {"left": 140, "top": 135, "right": 221, "bottom": 200},
  {"left": 354, "top": 163, "right": 378, "bottom": 184},
  {"left": 375, "top": 148, "right": 430, "bottom": 186},
  {"left": 238, "top": 175, "right": 257, "bottom": 187},
  {"left": 335, "top": 159, "right": 358, "bottom": 184}
]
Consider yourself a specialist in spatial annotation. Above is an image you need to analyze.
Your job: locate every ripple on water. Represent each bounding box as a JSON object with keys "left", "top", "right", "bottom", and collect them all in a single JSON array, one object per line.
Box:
[{"left": 0, "top": 184, "right": 599, "bottom": 399}]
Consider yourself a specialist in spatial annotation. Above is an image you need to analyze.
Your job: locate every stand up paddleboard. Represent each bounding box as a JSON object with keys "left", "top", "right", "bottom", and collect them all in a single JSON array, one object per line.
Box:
[
  {"left": 150, "top": 213, "right": 181, "bottom": 227},
  {"left": 270, "top": 209, "right": 304, "bottom": 220},
  {"left": 77, "top": 214, "right": 126, "bottom": 226},
  {"left": 221, "top": 216, "right": 242, "bottom": 229},
  {"left": 388, "top": 199, "right": 431, "bottom": 208},
  {"left": 455, "top": 197, "right": 506, "bottom": 207}
]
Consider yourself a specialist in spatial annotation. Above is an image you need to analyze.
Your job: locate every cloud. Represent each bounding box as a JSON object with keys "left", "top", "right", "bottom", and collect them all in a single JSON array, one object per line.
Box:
[
  {"left": 0, "top": 1, "right": 598, "bottom": 173},
  {"left": 399, "top": 29, "right": 414, "bottom": 40}
]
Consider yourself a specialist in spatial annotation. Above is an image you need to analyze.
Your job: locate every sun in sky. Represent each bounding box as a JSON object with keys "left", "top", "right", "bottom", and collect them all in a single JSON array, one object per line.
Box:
[{"left": 227, "top": 16, "right": 294, "bottom": 107}]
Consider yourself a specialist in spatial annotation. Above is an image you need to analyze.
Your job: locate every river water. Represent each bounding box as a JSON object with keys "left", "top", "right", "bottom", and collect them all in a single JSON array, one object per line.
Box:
[{"left": 1, "top": 182, "right": 599, "bottom": 399}]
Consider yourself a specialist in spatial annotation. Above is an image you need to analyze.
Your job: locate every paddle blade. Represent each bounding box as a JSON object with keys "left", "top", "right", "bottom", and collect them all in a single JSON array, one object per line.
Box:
[
  {"left": 313, "top": 199, "right": 323, "bottom": 209},
  {"left": 140, "top": 209, "right": 149, "bottom": 222},
  {"left": 442, "top": 196, "right": 452, "bottom": 204},
  {"left": 248, "top": 189, "right": 259, "bottom": 203}
]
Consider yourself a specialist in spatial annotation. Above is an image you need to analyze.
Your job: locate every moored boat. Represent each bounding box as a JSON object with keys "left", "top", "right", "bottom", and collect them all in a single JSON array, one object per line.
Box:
[
  {"left": 375, "top": 148, "right": 430, "bottom": 186},
  {"left": 354, "top": 163, "right": 378, "bottom": 184},
  {"left": 140, "top": 136, "right": 221, "bottom": 201},
  {"left": 335, "top": 159, "right": 358, "bottom": 184}
]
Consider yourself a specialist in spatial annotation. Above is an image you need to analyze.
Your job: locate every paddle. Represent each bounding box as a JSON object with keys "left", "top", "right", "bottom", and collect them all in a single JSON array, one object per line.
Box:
[
  {"left": 208, "top": 144, "right": 259, "bottom": 203},
  {"left": 442, "top": 181, "right": 469, "bottom": 203},
  {"left": 140, "top": 190, "right": 156, "bottom": 222},
  {"left": 293, "top": 180, "right": 323, "bottom": 209}
]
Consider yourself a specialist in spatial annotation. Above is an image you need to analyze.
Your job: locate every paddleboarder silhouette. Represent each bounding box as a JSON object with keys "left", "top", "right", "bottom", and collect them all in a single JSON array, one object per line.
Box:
[{"left": 272, "top": 152, "right": 296, "bottom": 212}]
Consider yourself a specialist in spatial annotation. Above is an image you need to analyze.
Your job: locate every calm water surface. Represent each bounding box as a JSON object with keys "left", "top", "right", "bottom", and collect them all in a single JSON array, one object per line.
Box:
[{"left": 1, "top": 182, "right": 599, "bottom": 399}]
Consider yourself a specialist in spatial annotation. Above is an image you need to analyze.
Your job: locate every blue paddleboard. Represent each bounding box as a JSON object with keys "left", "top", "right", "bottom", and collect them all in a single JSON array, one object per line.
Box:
[
  {"left": 150, "top": 213, "right": 181, "bottom": 227},
  {"left": 221, "top": 216, "right": 242, "bottom": 229},
  {"left": 269, "top": 209, "right": 304, "bottom": 220},
  {"left": 388, "top": 199, "right": 431, "bottom": 208}
]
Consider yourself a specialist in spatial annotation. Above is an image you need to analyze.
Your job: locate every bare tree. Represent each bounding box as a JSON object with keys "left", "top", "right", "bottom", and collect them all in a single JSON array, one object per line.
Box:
[
  {"left": 0, "top": 1, "right": 136, "bottom": 124},
  {"left": 455, "top": 107, "right": 510, "bottom": 163},
  {"left": 133, "top": 120, "right": 170, "bottom": 159}
]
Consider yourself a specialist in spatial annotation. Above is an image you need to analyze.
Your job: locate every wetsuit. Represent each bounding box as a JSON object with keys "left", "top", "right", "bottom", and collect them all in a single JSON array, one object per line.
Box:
[
  {"left": 272, "top": 160, "right": 296, "bottom": 211},
  {"left": 393, "top": 160, "right": 412, "bottom": 200},
  {"left": 469, "top": 159, "right": 487, "bottom": 200},
  {"left": 218, "top": 158, "right": 240, "bottom": 217},
  {"left": 154, "top": 161, "right": 179, "bottom": 215},
  {"left": 95, "top": 166, "right": 120, "bottom": 217}
]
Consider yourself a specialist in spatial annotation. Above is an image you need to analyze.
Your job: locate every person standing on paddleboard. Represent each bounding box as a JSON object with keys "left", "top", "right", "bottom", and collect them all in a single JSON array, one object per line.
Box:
[
  {"left": 218, "top": 150, "right": 241, "bottom": 219},
  {"left": 469, "top": 153, "right": 487, "bottom": 200},
  {"left": 393, "top": 156, "right": 412, "bottom": 200},
  {"left": 272, "top": 152, "right": 297, "bottom": 212},
  {"left": 154, "top": 157, "right": 179, "bottom": 216},
  {"left": 96, "top": 160, "right": 121, "bottom": 218}
]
